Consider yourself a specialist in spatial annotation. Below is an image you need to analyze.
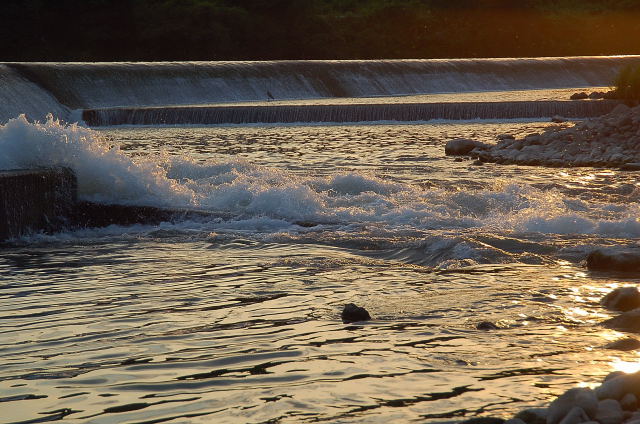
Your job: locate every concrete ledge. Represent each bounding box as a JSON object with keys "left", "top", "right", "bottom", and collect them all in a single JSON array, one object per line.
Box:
[{"left": 0, "top": 168, "right": 76, "bottom": 240}]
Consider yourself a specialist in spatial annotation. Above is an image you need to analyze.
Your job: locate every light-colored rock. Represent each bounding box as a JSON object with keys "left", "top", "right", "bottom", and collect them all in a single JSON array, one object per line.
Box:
[
  {"left": 547, "top": 388, "right": 598, "bottom": 424},
  {"left": 620, "top": 392, "right": 638, "bottom": 411},
  {"left": 601, "top": 286, "right": 640, "bottom": 312},
  {"left": 596, "top": 371, "right": 640, "bottom": 400},
  {"left": 594, "top": 399, "right": 623, "bottom": 424},
  {"left": 557, "top": 406, "right": 590, "bottom": 424}
]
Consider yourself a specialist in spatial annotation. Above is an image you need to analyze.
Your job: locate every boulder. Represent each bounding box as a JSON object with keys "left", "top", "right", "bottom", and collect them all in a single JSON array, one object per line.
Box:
[
  {"left": 621, "top": 393, "right": 638, "bottom": 411},
  {"left": 341, "top": 303, "right": 371, "bottom": 323},
  {"left": 557, "top": 406, "right": 590, "bottom": 424},
  {"left": 604, "top": 337, "right": 640, "bottom": 351},
  {"left": 589, "top": 91, "right": 605, "bottom": 99},
  {"left": 601, "top": 286, "right": 640, "bottom": 311},
  {"left": 594, "top": 399, "right": 623, "bottom": 424},
  {"left": 602, "top": 308, "right": 640, "bottom": 333},
  {"left": 514, "top": 408, "right": 547, "bottom": 424},
  {"left": 595, "top": 371, "right": 640, "bottom": 400},
  {"left": 546, "top": 387, "right": 598, "bottom": 424},
  {"left": 551, "top": 115, "right": 566, "bottom": 123},
  {"left": 586, "top": 250, "right": 640, "bottom": 272},
  {"left": 445, "top": 138, "right": 487, "bottom": 156},
  {"left": 570, "top": 92, "right": 589, "bottom": 100},
  {"left": 477, "top": 321, "right": 499, "bottom": 330},
  {"left": 620, "top": 163, "right": 640, "bottom": 171}
]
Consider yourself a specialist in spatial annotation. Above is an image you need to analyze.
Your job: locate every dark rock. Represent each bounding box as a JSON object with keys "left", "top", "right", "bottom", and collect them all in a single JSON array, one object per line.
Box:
[
  {"left": 454, "top": 157, "right": 464, "bottom": 162},
  {"left": 341, "top": 303, "right": 371, "bottom": 323},
  {"left": 601, "top": 286, "right": 640, "bottom": 311},
  {"left": 603, "top": 308, "right": 640, "bottom": 333},
  {"left": 477, "top": 321, "right": 499, "bottom": 330},
  {"left": 570, "top": 92, "right": 589, "bottom": 100},
  {"left": 589, "top": 91, "right": 605, "bottom": 100},
  {"left": 603, "top": 90, "right": 619, "bottom": 100},
  {"left": 459, "top": 418, "right": 504, "bottom": 424},
  {"left": 445, "top": 138, "right": 487, "bottom": 156},
  {"left": 587, "top": 250, "right": 640, "bottom": 272},
  {"left": 514, "top": 408, "right": 547, "bottom": 424},
  {"left": 620, "top": 163, "right": 640, "bottom": 171},
  {"left": 472, "top": 160, "right": 485, "bottom": 166},
  {"left": 551, "top": 115, "right": 566, "bottom": 123},
  {"left": 605, "top": 337, "right": 640, "bottom": 351}
]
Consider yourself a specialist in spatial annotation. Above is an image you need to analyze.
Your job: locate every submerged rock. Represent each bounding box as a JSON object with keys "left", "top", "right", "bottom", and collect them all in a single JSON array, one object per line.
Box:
[
  {"left": 601, "top": 286, "right": 640, "bottom": 311},
  {"left": 341, "top": 303, "right": 371, "bottom": 323},
  {"left": 587, "top": 250, "right": 640, "bottom": 272},
  {"left": 476, "top": 321, "right": 499, "bottom": 330},
  {"left": 605, "top": 337, "right": 640, "bottom": 351},
  {"left": 603, "top": 308, "right": 640, "bottom": 333}
]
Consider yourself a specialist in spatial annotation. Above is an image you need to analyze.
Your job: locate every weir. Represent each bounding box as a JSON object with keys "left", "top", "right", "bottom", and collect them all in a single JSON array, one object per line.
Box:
[
  {"left": 2, "top": 56, "right": 640, "bottom": 124},
  {"left": 82, "top": 100, "right": 621, "bottom": 126},
  {"left": 0, "top": 168, "right": 230, "bottom": 241},
  {"left": 0, "top": 168, "right": 76, "bottom": 240}
]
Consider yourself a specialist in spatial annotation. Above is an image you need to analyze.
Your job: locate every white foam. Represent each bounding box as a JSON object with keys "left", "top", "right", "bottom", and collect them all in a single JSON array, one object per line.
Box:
[{"left": 3, "top": 115, "right": 640, "bottom": 241}]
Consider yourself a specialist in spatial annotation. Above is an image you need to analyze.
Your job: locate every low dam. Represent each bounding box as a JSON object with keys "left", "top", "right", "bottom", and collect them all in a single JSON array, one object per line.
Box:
[
  {"left": 82, "top": 100, "right": 621, "bottom": 126},
  {"left": 0, "top": 168, "right": 76, "bottom": 240}
]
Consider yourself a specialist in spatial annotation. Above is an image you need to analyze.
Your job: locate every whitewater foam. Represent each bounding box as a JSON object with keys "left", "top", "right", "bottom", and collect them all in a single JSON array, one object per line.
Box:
[{"left": 3, "top": 116, "right": 640, "bottom": 242}]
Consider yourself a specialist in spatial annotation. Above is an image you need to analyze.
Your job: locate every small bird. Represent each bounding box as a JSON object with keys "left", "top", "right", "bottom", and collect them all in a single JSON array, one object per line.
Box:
[{"left": 266, "top": 90, "right": 274, "bottom": 101}]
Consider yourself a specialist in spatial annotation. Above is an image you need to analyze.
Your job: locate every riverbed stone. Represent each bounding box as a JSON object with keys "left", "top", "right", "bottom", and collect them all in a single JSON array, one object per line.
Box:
[
  {"left": 514, "top": 408, "right": 547, "bottom": 424},
  {"left": 587, "top": 250, "right": 640, "bottom": 272},
  {"left": 556, "top": 406, "right": 590, "bottom": 424},
  {"left": 621, "top": 393, "right": 638, "bottom": 411},
  {"left": 547, "top": 387, "right": 598, "bottom": 424},
  {"left": 594, "top": 398, "right": 623, "bottom": 424},
  {"left": 605, "top": 337, "right": 640, "bottom": 351},
  {"left": 601, "top": 286, "right": 640, "bottom": 311},
  {"left": 341, "top": 303, "right": 371, "bottom": 323},
  {"left": 596, "top": 371, "right": 640, "bottom": 400},
  {"left": 603, "top": 308, "right": 640, "bottom": 333}
]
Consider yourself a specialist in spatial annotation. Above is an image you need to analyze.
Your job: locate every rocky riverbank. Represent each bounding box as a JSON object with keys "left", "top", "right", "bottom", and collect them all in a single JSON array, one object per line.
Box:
[{"left": 446, "top": 103, "right": 640, "bottom": 169}]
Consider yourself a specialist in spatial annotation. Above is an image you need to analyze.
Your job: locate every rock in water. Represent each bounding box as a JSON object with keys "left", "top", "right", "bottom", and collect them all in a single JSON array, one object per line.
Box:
[
  {"left": 341, "top": 303, "right": 371, "bottom": 323},
  {"left": 602, "top": 308, "right": 640, "bottom": 333},
  {"left": 586, "top": 250, "right": 640, "bottom": 272},
  {"left": 477, "top": 321, "right": 499, "bottom": 330},
  {"left": 570, "top": 92, "right": 589, "bottom": 100},
  {"left": 605, "top": 337, "right": 640, "bottom": 351},
  {"left": 444, "top": 138, "right": 487, "bottom": 156},
  {"left": 546, "top": 387, "right": 597, "bottom": 424},
  {"left": 601, "top": 286, "right": 640, "bottom": 311}
]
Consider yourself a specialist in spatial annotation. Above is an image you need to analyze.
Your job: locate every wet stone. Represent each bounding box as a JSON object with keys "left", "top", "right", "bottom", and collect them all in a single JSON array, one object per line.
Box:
[
  {"left": 476, "top": 321, "right": 499, "bottom": 330},
  {"left": 341, "top": 303, "right": 371, "bottom": 323},
  {"left": 604, "top": 337, "right": 640, "bottom": 351},
  {"left": 601, "top": 286, "right": 640, "bottom": 312}
]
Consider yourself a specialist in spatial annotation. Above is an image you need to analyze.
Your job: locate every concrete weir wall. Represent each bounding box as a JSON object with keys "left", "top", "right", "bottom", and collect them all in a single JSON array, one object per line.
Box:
[{"left": 0, "top": 168, "right": 77, "bottom": 240}]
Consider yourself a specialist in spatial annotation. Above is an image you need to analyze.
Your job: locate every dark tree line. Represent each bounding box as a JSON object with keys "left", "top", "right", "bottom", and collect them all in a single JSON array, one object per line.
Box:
[{"left": 2, "top": 0, "right": 640, "bottom": 61}]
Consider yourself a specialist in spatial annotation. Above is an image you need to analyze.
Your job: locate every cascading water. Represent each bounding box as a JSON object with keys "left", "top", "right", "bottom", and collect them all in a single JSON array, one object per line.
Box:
[
  {"left": 0, "top": 65, "right": 69, "bottom": 123},
  {"left": 3, "top": 56, "right": 640, "bottom": 125}
]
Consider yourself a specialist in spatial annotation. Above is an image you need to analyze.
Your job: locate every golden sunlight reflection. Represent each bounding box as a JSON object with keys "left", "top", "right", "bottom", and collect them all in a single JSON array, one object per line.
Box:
[{"left": 611, "top": 357, "right": 640, "bottom": 374}]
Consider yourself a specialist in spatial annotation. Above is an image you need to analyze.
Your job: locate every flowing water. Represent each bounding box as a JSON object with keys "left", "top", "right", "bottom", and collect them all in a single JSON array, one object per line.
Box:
[{"left": 2, "top": 58, "right": 640, "bottom": 424}]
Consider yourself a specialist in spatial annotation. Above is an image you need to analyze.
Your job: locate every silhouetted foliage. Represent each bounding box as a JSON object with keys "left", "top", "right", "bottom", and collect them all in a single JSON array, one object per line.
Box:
[
  {"left": 615, "top": 65, "right": 640, "bottom": 101},
  {"left": 1, "top": 0, "right": 640, "bottom": 60}
]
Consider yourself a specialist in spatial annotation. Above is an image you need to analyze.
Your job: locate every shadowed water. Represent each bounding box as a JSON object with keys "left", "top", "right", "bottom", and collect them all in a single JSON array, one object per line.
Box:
[{"left": 2, "top": 121, "right": 640, "bottom": 423}]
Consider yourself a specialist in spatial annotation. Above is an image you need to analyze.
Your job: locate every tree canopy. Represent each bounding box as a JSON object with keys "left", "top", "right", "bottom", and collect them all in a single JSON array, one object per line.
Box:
[{"left": 2, "top": 0, "right": 640, "bottom": 61}]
